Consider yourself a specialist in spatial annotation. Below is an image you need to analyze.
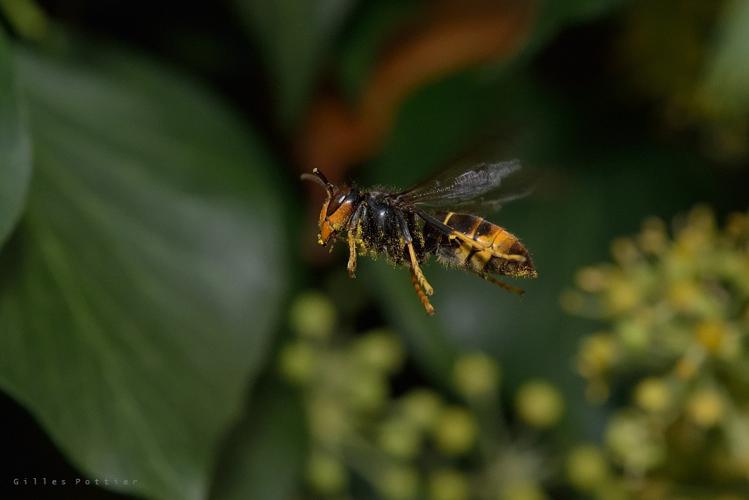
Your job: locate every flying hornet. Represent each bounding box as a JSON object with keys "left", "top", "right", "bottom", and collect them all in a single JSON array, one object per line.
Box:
[{"left": 302, "top": 159, "right": 537, "bottom": 315}]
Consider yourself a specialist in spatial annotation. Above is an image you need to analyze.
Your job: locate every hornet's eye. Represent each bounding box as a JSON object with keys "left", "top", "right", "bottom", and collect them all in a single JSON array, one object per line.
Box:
[{"left": 326, "top": 191, "right": 349, "bottom": 216}]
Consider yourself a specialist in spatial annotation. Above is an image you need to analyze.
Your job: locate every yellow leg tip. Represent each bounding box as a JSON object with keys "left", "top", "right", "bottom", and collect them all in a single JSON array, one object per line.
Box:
[
  {"left": 410, "top": 270, "right": 436, "bottom": 315},
  {"left": 347, "top": 231, "right": 358, "bottom": 278}
]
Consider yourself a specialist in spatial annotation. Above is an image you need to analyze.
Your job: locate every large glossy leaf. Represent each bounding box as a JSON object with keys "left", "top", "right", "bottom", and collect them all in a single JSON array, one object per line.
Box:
[
  {"left": 0, "top": 45, "right": 287, "bottom": 500},
  {"left": 235, "top": 0, "right": 356, "bottom": 128},
  {"left": 0, "top": 30, "right": 32, "bottom": 248}
]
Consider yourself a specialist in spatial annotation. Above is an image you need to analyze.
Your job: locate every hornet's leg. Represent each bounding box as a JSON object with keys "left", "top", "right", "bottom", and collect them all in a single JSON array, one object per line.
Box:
[
  {"left": 411, "top": 271, "right": 435, "bottom": 315},
  {"left": 479, "top": 272, "right": 525, "bottom": 296},
  {"left": 449, "top": 231, "right": 526, "bottom": 263},
  {"left": 347, "top": 231, "right": 357, "bottom": 278},
  {"left": 346, "top": 203, "right": 366, "bottom": 278},
  {"left": 397, "top": 211, "right": 433, "bottom": 296},
  {"left": 407, "top": 242, "right": 433, "bottom": 296}
]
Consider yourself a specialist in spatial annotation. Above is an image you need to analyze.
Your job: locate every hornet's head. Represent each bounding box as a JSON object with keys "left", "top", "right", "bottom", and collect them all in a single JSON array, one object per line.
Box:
[{"left": 301, "top": 168, "right": 360, "bottom": 246}]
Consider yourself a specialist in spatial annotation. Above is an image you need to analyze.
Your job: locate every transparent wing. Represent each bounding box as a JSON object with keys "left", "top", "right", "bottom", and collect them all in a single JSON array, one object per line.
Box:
[{"left": 395, "top": 159, "right": 534, "bottom": 214}]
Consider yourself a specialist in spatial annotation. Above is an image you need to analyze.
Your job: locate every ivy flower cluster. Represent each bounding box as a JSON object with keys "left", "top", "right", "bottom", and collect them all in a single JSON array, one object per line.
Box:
[
  {"left": 282, "top": 292, "right": 566, "bottom": 500},
  {"left": 563, "top": 206, "right": 749, "bottom": 499}
]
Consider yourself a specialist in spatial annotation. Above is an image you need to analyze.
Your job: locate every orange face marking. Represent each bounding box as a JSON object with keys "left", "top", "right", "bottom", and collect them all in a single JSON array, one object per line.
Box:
[{"left": 318, "top": 199, "right": 354, "bottom": 245}]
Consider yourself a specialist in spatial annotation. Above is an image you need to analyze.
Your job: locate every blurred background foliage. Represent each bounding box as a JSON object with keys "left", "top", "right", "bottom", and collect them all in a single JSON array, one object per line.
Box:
[{"left": 0, "top": 0, "right": 748, "bottom": 499}]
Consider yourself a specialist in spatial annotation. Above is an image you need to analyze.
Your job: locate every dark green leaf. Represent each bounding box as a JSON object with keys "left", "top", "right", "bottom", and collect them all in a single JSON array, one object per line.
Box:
[
  {"left": 209, "top": 380, "right": 307, "bottom": 500},
  {"left": 0, "top": 45, "right": 287, "bottom": 500},
  {"left": 0, "top": 30, "right": 32, "bottom": 247},
  {"left": 235, "top": 0, "right": 356, "bottom": 129}
]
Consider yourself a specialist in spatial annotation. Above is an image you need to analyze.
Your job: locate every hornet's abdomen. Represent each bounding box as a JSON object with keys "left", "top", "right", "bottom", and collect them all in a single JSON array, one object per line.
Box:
[{"left": 432, "top": 212, "right": 537, "bottom": 278}]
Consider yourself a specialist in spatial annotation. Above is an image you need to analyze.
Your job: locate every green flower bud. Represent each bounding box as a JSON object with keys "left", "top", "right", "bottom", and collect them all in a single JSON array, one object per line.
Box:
[
  {"left": 428, "top": 468, "right": 469, "bottom": 500},
  {"left": 606, "top": 412, "right": 664, "bottom": 472},
  {"left": 605, "top": 275, "right": 640, "bottom": 313},
  {"left": 500, "top": 482, "right": 547, "bottom": 500},
  {"left": 594, "top": 481, "right": 629, "bottom": 500},
  {"left": 353, "top": 329, "right": 404, "bottom": 373},
  {"left": 577, "top": 334, "right": 616, "bottom": 380},
  {"left": 695, "top": 320, "right": 728, "bottom": 354},
  {"left": 289, "top": 291, "right": 336, "bottom": 339},
  {"left": 687, "top": 388, "right": 725, "bottom": 428},
  {"left": 306, "top": 451, "right": 347, "bottom": 494},
  {"left": 401, "top": 389, "right": 442, "bottom": 430},
  {"left": 617, "top": 318, "right": 650, "bottom": 351},
  {"left": 674, "top": 353, "right": 701, "bottom": 381},
  {"left": 610, "top": 237, "right": 640, "bottom": 266},
  {"left": 452, "top": 352, "right": 501, "bottom": 400},
  {"left": 638, "top": 217, "right": 668, "bottom": 254},
  {"left": 379, "top": 465, "right": 419, "bottom": 500},
  {"left": 515, "top": 380, "right": 564, "bottom": 429},
  {"left": 378, "top": 417, "right": 422, "bottom": 459},
  {"left": 717, "top": 331, "right": 741, "bottom": 361},
  {"left": 634, "top": 377, "right": 672, "bottom": 413},
  {"left": 666, "top": 279, "right": 701, "bottom": 312},
  {"left": 309, "top": 397, "right": 349, "bottom": 445},
  {"left": 278, "top": 341, "right": 316, "bottom": 383},
  {"left": 346, "top": 367, "right": 388, "bottom": 412},
  {"left": 433, "top": 406, "right": 477, "bottom": 455},
  {"left": 576, "top": 266, "right": 610, "bottom": 292},
  {"left": 566, "top": 445, "right": 609, "bottom": 491}
]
